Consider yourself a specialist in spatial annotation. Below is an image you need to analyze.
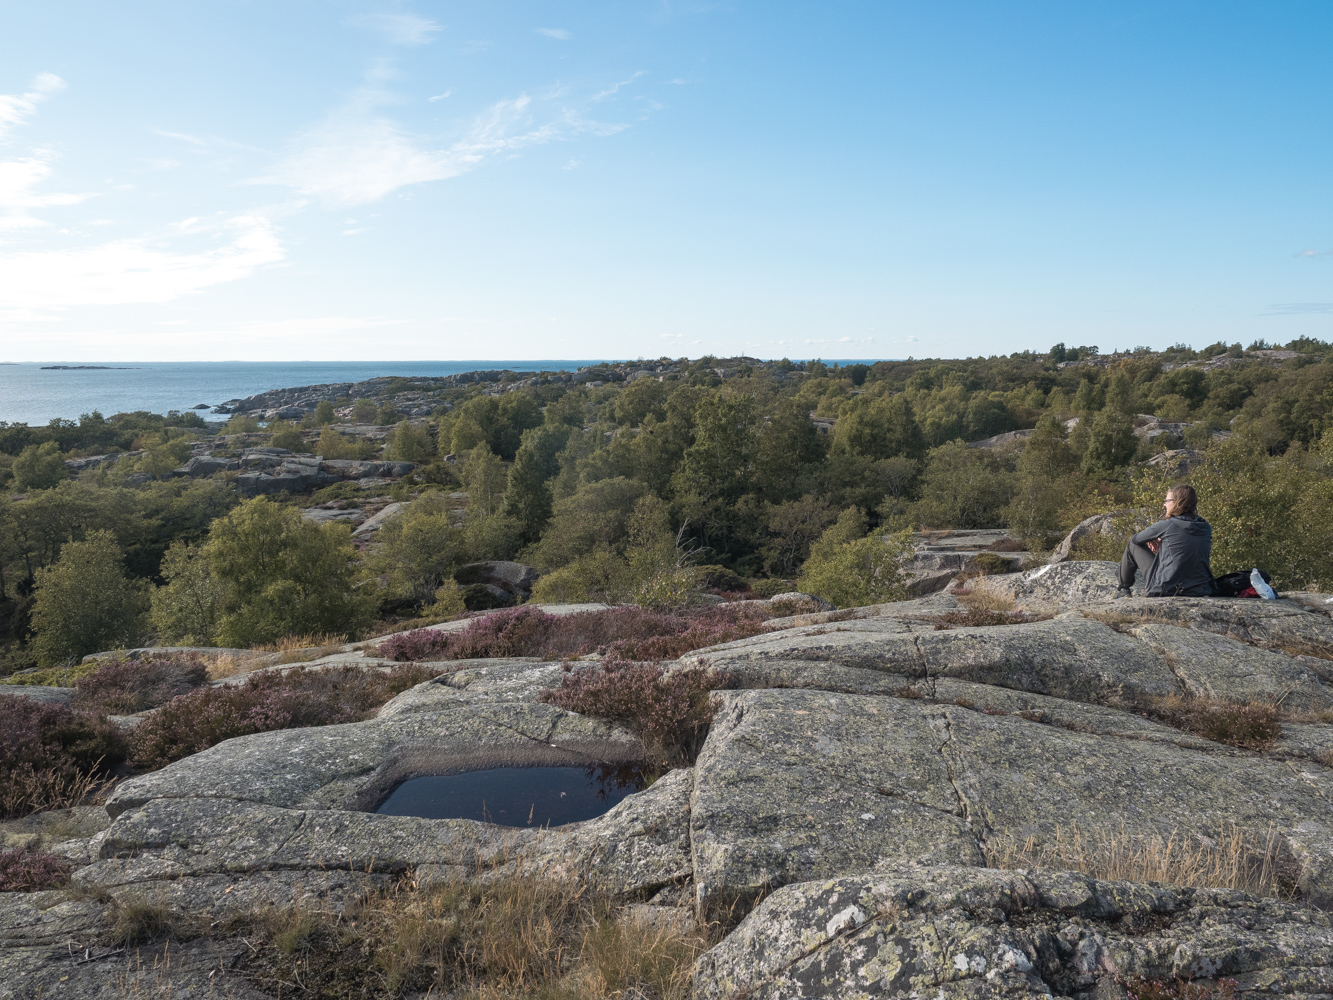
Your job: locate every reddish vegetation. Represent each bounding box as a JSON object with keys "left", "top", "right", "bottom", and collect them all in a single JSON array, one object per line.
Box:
[
  {"left": 74, "top": 654, "right": 209, "bottom": 715},
  {"left": 376, "top": 605, "right": 776, "bottom": 664},
  {"left": 539, "top": 659, "right": 721, "bottom": 765},
  {"left": 129, "top": 663, "right": 440, "bottom": 770},
  {"left": 0, "top": 846, "right": 71, "bottom": 892},
  {"left": 0, "top": 696, "right": 124, "bottom": 819}
]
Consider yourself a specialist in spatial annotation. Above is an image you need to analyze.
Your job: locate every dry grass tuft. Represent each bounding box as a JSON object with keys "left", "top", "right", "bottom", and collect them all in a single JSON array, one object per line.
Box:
[
  {"left": 1137, "top": 694, "right": 1282, "bottom": 751},
  {"left": 918, "top": 608, "right": 1051, "bottom": 630},
  {"left": 252, "top": 633, "right": 350, "bottom": 665},
  {"left": 0, "top": 762, "right": 110, "bottom": 820},
  {"left": 1273, "top": 639, "right": 1333, "bottom": 662},
  {"left": 234, "top": 864, "right": 709, "bottom": 999},
  {"left": 986, "top": 822, "right": 1299, "bottom": 898},
  {"left": 955, "top": 590, "right": 1016, "bottom": 613}
]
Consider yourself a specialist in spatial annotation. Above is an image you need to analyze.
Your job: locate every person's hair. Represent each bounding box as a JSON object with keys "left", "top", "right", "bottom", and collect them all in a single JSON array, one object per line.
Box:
[{"left": 1168, "top": 484, "right": 1197, "bottom": 516}]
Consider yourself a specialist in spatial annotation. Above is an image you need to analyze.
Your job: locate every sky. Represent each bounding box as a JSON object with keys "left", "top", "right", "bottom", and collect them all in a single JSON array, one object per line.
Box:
[{"left": 0, "top": 1, "right": 1331, "bottom": 363}]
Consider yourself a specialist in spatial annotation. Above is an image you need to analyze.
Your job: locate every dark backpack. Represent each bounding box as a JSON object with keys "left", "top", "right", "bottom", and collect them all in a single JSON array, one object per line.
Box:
[{"left": 1213, "top": 568, "right": 1273, "bottom": 598}]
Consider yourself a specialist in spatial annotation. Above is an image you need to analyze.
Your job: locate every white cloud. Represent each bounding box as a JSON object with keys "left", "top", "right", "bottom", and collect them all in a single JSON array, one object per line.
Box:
[
  {"left": 592, "top": 72, "right": 645, "bottom": 102},
  {"left": 428, "top": 91, "right": 451, "bottom": 102},
  {"left": 0, "top": 150, "right": 91, "bottom": 230},
  {"left": 0, "top": 72, "right": 64, "bottom": 141},
  {"left": 0, "top": 213, "right": 284, "bottom": 313},
  {"left": 356, "top": 13, "right": 442, "bottom": 46},
  {"left": 253, "top": 90, "right": 625, "bottom": 206},
  {"left": 537, "top": 28, "right": 571, "bottom": 39},
  {"left": 0, "top": 77, "right": 92, "bottom": 231}
]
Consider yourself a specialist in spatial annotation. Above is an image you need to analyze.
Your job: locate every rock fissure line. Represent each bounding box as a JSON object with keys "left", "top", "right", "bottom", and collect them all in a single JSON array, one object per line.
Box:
[
  {"left": 1281, "top": 760, "right": 1333, "bottom": 806},
  {"left": 934, "top": 709, "right": 988, "bottom": 849},
  {"left": 457, "top": 706, "right": 565, "bottom": 751}
]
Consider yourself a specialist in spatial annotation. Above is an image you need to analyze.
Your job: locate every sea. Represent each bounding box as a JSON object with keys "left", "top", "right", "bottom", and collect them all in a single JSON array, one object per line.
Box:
[
  {"left": 0, "top": 358, "right": 887, "bottom": 426},
  {"left": 0, "top": 361, "right": 609, "bottom": 426}
]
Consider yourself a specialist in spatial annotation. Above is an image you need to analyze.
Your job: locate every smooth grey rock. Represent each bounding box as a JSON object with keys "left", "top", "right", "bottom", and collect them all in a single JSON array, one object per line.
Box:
[
  {"left": 0, "top": 685, "right": 73, "bottom": 704},
  {"left": 688, "top": 613, "right": 1176, "bottom": 707},
  {"left": 694, "top": 864, "right": 1333, "bottom": 1000},
  {"left": 688, "top": 688, "right": 1333, "bottom": 915},
  {"left": 1048, "top": 513, "right": 1124, "bottom": 564},
  {"left": 1128, "top": 622, "right": 1333, "bottom": 711},
  {"left": 767, "top": 592, "right": 835, "bottom": 613},
  {"left": 455, "top": 561, "right": 540, "bottom": 599},
  {"left": 970, "top": 559, "right": 1127, "bottom": 605},
  {"left": 105, "top": 693, "right": 640, "bottom": 816},
  {"left": 352, "top": 501, "right": 406, "bottom": 536}
]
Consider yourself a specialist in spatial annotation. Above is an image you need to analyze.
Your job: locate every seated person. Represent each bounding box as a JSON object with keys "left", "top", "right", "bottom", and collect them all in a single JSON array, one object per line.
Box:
[{"left": 1115, "top": 485, "right": 1214, "bottom": 598}]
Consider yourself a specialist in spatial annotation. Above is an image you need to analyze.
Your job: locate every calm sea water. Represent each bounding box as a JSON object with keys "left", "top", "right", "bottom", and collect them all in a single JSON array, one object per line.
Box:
[{"left": 0, "top": 361, "right": 608, "bottom": 425}]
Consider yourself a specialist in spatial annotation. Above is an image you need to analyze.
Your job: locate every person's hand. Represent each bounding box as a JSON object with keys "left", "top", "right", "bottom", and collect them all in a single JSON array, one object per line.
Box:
[{"left": 1147, "top": 538, "right": 1161, "bottom": 555}]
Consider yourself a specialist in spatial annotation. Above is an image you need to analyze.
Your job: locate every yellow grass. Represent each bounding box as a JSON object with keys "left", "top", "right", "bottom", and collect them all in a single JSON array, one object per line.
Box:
[
  {"left": 986, "top": 822, "right": 1298, "bottom": 898},
  {"left": 956, "top": 589, "right": 1016, "bottom": 613}
]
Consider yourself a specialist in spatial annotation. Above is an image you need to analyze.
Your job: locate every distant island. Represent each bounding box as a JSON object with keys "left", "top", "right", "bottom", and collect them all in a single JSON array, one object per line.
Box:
[{"left": 39, "top": 365, "right": 138, "bottom": 370}]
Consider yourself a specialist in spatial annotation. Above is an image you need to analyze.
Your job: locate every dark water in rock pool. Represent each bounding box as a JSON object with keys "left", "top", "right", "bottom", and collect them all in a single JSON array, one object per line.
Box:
[{"left": 375, "top": 764, "right": 647, "bottom": 827}]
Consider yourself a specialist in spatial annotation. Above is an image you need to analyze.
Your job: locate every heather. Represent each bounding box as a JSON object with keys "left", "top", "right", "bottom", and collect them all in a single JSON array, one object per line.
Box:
[
  {"left": 73, "top": 653, "right": 208, "bottom": 715},
  {"left": 0, "top": 695, "right": 124, "bottom": 819},
  {"left": 540, "top": 660, "right": 721, "bottom": 766},
  {"left": 376, "top": 604, "right": 778, "bottom": 664},
  {"left": 129, "top": 663, "right": 440, "bottom": 769},
  {"left": 0, "top": 846, "right": 71, "bottom": 892}
]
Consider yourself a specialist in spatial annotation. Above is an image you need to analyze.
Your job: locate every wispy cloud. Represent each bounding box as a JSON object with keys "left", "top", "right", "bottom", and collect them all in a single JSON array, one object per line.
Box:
[
  {"left": 0, "top": 72, "right": 64, "bottom": 140},
  {"left": 0, "top": 75, "right": 93, "bottom": 231},
  {"left": 355, "top": 13, "right": 442, "bottom": 46},
  {"left": 1266, "top": 302, "right": 1333, "bottom": 315},
  {"left": 1296, "top": 249, "right": 1332, "bottom": 258},
  {"left": 592, "top": 72, "right": 645, "bottom": 102},
  {"left": 0, "top": 214, "right": 284, "bottom": 313},
  {"left": 428, "top": 91, "right": 452, "bottom": 102},
  {"left": 536, "top": 28, "right": 571, "bottom": 40},
  {"left": 253, "top": 85, "right": 628, "bottom": 206}
]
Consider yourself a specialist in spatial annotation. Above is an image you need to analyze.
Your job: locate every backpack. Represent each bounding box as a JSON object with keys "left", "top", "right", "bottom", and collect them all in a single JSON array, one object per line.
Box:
[{"left": 1213, "top": 568, "right": 1273, "bottom": 598}]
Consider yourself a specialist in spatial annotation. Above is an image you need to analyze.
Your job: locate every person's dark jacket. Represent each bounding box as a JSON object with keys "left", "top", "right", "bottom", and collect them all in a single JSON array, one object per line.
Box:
[{"left": 1132, "top": 513, "right": 1214, "bottom": 596}]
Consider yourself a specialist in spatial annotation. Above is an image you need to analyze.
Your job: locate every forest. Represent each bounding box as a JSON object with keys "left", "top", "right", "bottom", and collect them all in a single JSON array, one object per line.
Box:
[{"left": 2, "top": 337, "right": 1332, "bottom": 671}]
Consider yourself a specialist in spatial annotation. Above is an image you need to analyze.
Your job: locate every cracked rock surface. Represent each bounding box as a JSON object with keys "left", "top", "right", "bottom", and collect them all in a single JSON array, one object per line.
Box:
[{"left": 6, "top": 576, "right": 1333, "bottom": 997}]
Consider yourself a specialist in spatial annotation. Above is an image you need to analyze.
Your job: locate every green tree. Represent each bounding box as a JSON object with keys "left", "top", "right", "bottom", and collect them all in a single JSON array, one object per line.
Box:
[
  {"left": 149, "top": 542, "right": 224, "bottom": 644},
  {"left": 913, "top": 441, "right": 1016, "bottom": 529},
  {"left": 386, "top": 419, "right": 434, "bottom": 462},
  {"left": 202, "top": 498, "right": 376, "bottom": 647},
  {"left": 527, "top": 476, "right": 650, "bottom": 569},
  {"left": 268, "top": 421, "right": 304, "bottom": 452},
  {"left": 30, "top": 530, "right": 149, "bottom": 666},
  {"left": 11, "top": 442, "right": 68, "bottom": 491},
  {"left": 1082, "top": 408, "right": 1137, "bottom": 473},
  {"left": 367, "top": 495, "right": 464, "bottom": 604},
  {"left": 504, "top": 424, "right": 573, "bottom": 543},
  {"left": 797, "top": 508, "right": 913, "bottom": 608},
  {"left": 833, "top": 394, "right": 926, "bottom": 461},
  {"left": 762, "top": 494, "right": 836, "bottom": 575},
  {"left": 351, "top": 399, "right": 378, "bottom": 423}
]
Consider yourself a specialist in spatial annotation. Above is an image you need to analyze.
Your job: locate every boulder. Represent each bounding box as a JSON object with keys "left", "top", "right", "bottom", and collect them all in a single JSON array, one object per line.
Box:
[
  {"left": 455, "top": 560, "right": 541, "bottom": 601},
  {"left": 1048, "top": 512, "right": 1123, "bottom": 563},
  {"left": 969, "top": 559, "right": 1126, "bottom": 606},
  {"left": 172, "top": 455, "right": 240, "bottom": 477},
  {"left": 766, "top": 592, "right": 834, "bottom": 613},
  {"left": 1147, "top": 447, "right": 1205, "bottom": 473}
]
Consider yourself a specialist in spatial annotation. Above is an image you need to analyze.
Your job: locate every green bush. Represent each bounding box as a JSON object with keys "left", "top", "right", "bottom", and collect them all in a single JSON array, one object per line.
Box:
[
  {"left": 149, "top": 542, "right": 224, "bottom": 645},
  {"left": 201, "top": 498, "right": 377, "bottom": 647},
  {"left": 30, "top": 531, "right": 149, "bottom": 667},
  {"left": 797, "top": 508, "right": 914, "bottom": 608},
  {"left": 11, "top": 442, "right": 68, "bottom": 491}
]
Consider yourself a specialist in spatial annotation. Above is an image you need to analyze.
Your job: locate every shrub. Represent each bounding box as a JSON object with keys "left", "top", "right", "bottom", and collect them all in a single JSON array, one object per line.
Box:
[
  {"left": 30, "top": 530, "right": 149, "bottom": 667},
  {"left": 967, "top": 552, "right": 1021, "bottom": 576},
  {"left": 540, "top": 660, "right": 721, "bottom": 765},
  {"left": 73, "top": 654, "right": 208, "bottom": 715},
  {"left": 376, "top": 605, "right": 777, "bottom": 663},
  {"left": 0, "top": 661, "right": 102, "bottom": 686},
  {"left": 0, "top": 846, "right": 71, "bottom": 892},
  {"left": 0, "top": 695, "right": 124, "bottom": 819},
  {"left": 1140, "top": 695, "right": 1282, "bottom": 751},
  {"left": 128, "top": 663, "right": 439, "bottom": 769},
  {"left": 11, "top": 441, "right": 68, "bottom": 491},
  {"left": 797, "top": 509, "right": 915, "bottom": 608}
]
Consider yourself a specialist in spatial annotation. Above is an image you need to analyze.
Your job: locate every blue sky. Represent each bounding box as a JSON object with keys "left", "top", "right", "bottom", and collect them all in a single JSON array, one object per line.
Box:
[{"left": 1, "top": 1, "right": 1330, "bottom": 362}]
